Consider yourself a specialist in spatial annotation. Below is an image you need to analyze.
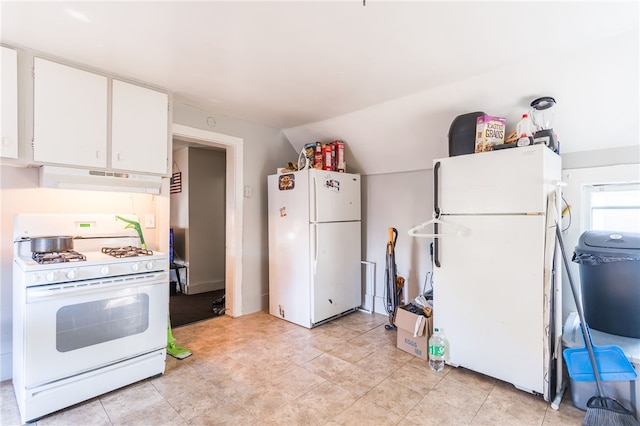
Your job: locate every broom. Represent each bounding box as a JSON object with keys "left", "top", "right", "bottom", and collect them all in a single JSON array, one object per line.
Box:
[{"left": 555, "top": 224, "right": 638, "bottom": 426}]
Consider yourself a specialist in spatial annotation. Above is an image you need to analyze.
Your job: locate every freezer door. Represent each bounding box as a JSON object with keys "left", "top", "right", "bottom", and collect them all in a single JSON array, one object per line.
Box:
[
  {"left": 268, "top": 172, "right": 310, "bottom": 223},
  {"left": 309, "top": 170, "right": 361, "bottom": 223},
  {"left": 434, "top": 145, "right": 561, "bottom": 215},
  {"left": 432, "top": 214, "right": 549, "bottom": 395},
  {"left": 311, "top": 221, "right": 362, "bottom": 324}
]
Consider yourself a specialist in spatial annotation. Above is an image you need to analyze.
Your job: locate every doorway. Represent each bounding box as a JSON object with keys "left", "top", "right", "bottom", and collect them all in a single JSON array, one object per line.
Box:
[{"left": 171, "top": 124, "right": 243, "bottom": 321}]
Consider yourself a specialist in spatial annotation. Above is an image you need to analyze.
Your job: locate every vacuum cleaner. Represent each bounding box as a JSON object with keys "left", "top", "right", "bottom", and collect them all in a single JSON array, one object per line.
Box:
[{"left": 384, "top": 227, "right": 404, "bottom": 330}]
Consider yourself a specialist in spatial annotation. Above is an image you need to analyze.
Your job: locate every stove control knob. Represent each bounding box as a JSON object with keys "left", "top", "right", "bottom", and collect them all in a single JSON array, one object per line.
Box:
[
  {"left": 131, "top": 263, "right": 140, "bottom": 272},
  {"left": 145, "top": 261, "right": 154, "bottom": 270},
  {"left": 46, "top": 272, "right": 56, "bottom": 282},
  {"left": 66, "top": 270, "right": 77, "bottom": 280},
  {"left": 100, "top": 266, "right": 110, "bottom": 275}
]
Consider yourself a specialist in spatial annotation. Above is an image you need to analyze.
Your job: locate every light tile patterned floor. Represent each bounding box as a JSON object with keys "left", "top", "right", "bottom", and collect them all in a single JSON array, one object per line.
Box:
[{"left": 1, "top": 310, "right": 586, "bottom": 425}]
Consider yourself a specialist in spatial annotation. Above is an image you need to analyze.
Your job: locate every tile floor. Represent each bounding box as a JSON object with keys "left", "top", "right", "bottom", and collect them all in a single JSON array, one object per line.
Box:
[{"left": 1, "top": 310, "right": 587, "bottom": 425}]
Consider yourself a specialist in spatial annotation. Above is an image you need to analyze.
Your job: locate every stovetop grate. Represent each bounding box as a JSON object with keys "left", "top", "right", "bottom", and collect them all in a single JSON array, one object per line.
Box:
[
  {"left": 101, "top": 246, "right": 154, "bottom": 258},
  {"left": 32, "top": 251, "right": 87, "bottom": 264}
]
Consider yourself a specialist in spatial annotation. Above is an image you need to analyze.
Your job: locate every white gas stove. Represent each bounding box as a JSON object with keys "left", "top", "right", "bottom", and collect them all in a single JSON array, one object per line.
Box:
[
  {"left": 14, "top": 236, "right": 168, "bottom": 286},
  {"left": 12, "top": 214, "right": 169, "bottom": 424}
]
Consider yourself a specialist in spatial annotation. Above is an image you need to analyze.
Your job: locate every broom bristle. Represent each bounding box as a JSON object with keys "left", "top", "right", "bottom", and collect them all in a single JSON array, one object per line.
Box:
[
  {"left": 583, "top": 397, "right": 639, "bottom": 426},
  {"left": 583, "top": 408, "right": 639, "bottom": 426}
]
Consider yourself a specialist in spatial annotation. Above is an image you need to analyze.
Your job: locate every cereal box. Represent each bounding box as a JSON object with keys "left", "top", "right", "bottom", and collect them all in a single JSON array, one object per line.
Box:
[{"left": 475, "top": 115, "right": 506, "bottom": 152}]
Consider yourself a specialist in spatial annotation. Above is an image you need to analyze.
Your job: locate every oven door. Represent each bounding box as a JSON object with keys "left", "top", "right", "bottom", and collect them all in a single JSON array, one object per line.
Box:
[{"left": 23, "top": 272, "right": 168, "bottom": 388}]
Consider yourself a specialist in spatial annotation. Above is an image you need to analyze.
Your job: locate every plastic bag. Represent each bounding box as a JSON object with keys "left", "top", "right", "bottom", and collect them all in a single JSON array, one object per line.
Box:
[{"left": 572, "top": 252, "right": 640, "bottom": 266}]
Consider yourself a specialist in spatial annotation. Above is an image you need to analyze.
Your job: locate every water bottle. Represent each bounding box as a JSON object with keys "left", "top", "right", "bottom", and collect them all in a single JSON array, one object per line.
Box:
[
  {"left": 515, "top": 113, "right": 533, "bottom": 147},
  {"left": 428, "top": 327, "right": 445, "bottom": 372}
]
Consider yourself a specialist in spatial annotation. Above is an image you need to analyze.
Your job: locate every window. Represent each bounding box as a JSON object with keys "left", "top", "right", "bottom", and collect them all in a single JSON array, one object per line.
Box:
[{"left": 584, "top": 183, "right": 640, "bottom": 233}]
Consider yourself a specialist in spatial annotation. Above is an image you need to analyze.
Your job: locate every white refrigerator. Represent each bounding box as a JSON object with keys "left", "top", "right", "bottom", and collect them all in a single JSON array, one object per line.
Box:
[
  {"left": 268, "top": 169, "right": 362, "bottom": 328},
  {"left": 430, "top": 144, "right": 561, "bottom": 400}
]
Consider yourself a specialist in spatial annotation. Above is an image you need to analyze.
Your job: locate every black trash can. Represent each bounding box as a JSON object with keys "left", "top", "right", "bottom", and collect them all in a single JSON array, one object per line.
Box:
[{"left": 573, "top": 230, "right": 640, "bottom": 338}]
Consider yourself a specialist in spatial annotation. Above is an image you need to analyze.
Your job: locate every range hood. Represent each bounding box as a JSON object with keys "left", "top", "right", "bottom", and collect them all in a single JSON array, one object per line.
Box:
[{"left": 39, "top": 165, "right": 162, "bottom": 194}]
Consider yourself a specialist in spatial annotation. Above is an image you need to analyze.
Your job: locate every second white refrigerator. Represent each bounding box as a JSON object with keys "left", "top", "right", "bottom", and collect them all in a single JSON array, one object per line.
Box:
[
  {"left": 268, "top": 169, "right": 361, "bottom": 328},
  {"left": 430, "top": 145, "right": 561, "bottom": 401}
]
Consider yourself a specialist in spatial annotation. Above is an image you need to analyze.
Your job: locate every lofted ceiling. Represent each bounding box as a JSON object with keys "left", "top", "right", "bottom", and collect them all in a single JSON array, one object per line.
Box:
[{"left": 2, "top": 1, "right": 639, "bottom": 174}]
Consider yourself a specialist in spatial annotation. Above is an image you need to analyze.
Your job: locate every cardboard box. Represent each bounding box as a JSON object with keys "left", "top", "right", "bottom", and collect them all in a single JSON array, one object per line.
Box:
[
  {"left": 475, "top": 115, "right": 506, "bottom": 152},
  {"left": 394, "top": 305, "right": 432, "bottom": 361}
]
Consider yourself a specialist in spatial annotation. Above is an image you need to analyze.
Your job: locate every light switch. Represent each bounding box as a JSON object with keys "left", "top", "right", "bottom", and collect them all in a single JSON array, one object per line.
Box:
[
  {"left": 244, "top": 186, "right": 252, "bottom": 198},
  {"left": 145, "top": 214, "right": 156, "bottom": 229}
]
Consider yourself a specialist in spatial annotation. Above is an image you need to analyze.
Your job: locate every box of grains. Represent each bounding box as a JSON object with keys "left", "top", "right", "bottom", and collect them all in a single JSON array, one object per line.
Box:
[{"left": 475, "top": 115, "right": 506, "bottom": 152}]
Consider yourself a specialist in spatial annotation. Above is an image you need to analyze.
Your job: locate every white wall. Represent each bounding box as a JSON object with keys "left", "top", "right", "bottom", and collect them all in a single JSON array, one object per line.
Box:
[
  {"left": 172, "top": 102, "right": 296, "bottom": 314},
  {"left": 283, "top": 30, "right": 639, "bottom": 176},
  {"left": 362, "top": 170, "right": 434, "bottom": 317},
  {"left": 0, "top": 165, "right": 166, "bottom": 381}
]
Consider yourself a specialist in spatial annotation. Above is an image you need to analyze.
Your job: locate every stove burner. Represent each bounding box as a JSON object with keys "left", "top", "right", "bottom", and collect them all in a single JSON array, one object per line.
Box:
[
  {"left": 32, "top": 251, "right": 87, "bottom": 264},
  {"left": 101, "top": 246, "right": 154, "bottom": 258}
]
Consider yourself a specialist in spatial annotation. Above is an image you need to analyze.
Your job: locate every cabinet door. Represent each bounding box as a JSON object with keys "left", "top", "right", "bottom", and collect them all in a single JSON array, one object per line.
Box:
[
  {"left": 33, "top": 58, "right": 108, "bottom": 167},
  {"left": 111, "top": 80, "right": 168, "bottom": 175},
  {"left": 1, "top": 46, "right": 18, "bottom": 159}
]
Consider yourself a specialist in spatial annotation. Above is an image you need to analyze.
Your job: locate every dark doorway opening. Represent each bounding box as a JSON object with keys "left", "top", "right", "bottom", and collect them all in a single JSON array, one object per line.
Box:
[{"left": 169, "top": 289, "right": 225, "bottom": 328}]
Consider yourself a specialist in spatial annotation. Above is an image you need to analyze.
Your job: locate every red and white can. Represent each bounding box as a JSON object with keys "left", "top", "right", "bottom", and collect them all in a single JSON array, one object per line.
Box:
[{"left": 323, "top": 144, "right": 333, "bottom": 171}]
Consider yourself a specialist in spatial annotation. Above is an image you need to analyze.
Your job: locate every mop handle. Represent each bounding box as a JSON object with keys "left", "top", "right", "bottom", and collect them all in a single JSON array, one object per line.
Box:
[{"left": 555, "top": 224, "right": 605, "bottom": 398}]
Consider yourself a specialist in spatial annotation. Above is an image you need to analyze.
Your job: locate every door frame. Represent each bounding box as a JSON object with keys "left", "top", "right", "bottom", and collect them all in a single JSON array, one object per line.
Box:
[{"left": 172, "top": 124, "right": 244, "bottom": 317}]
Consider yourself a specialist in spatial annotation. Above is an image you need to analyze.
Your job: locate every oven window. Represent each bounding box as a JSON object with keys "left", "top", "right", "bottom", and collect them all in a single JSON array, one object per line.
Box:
[{"left": 56, "top": 294, "right": 150, "bottom": 352}]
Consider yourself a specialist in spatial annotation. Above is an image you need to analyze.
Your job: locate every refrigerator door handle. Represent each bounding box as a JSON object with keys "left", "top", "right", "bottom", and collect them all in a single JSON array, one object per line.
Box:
[
  {"left": 434, "top": 223, "right": 440, "bottom": 267},
  {"left": 434, "top": 161, "right": 441, "bottom": 217},
  {"left": 313, "top": 224, "right": 318, "bottom": 274},
  {"left": 312, "top": 176, "right": 318, "bottom": 223},
  {"left": 434, "top": 161, "right": 441, "bottom": 267}
]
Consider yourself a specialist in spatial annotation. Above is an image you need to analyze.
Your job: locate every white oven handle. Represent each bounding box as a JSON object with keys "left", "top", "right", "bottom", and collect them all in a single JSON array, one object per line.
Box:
[{"left": 26, "top": 272, "right": 168, "bottom": 301}]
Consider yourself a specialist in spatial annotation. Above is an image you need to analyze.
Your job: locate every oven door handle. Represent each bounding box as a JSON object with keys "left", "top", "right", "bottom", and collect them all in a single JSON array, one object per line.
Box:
[{"left": 26, "top": 273, "right": 168, "bottom": 300}]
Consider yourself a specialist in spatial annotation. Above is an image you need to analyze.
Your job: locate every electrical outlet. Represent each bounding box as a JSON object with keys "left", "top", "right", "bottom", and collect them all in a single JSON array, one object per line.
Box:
[
  {"left": 244, "top": 186, "right": 252, "bottom": 198},
  {"left": 145, "top": 214, "right": 156, "bottom": 229}
]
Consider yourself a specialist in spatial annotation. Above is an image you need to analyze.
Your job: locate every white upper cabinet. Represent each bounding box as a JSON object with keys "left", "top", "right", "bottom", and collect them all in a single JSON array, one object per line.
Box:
[
  {"left": 1, "top": 46, "right": 19, "bottom": 159},
  {"left": 32, "top": 57, "right": 169, "bottom": 175},
  {"left": 33, "top": 58, "right": 108, "bottom": 168},
  {"left": 112, "top": 80, "right": 168, "bottom": 175}
]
